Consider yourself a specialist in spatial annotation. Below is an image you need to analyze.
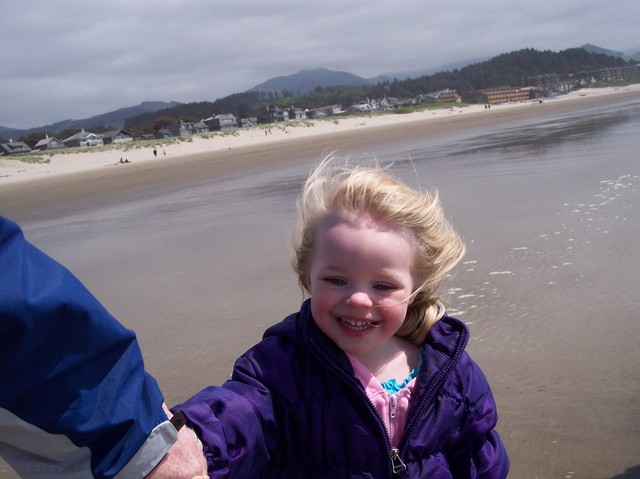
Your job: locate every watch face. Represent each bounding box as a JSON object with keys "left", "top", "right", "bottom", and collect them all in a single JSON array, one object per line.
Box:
[{"left": 170, "top": 411, "right": 186, "bottom": 431}]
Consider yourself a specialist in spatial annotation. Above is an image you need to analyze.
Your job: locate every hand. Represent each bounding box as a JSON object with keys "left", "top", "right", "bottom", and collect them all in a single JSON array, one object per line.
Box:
[{"left": 146, "top": 404, "right": 208, "bottom": 479}]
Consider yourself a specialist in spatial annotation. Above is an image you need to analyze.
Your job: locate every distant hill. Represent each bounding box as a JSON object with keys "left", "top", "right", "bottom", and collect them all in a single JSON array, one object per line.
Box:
[
  {"left": 4, "top": 45, "right": 637, "bottom": 142},
  {"left": 395, "top": 46, "right": 631, "bottom": 97},
  {"left": 388, "top": 57, "right": 489, "bottom": 80},
  {"left": 581, "top": 43, "right": 640, "bottom": 62},
  {"left": 248, "top": 62, "right": 489, "bottom": 94},
  {"left": 120, "top": 46, "right": 635, "bottom": 135},
  {"left": 77, "top": 101, "right": 183, "bottom": 130},
  {"left": 249, "top": 68, "right": 380, "bottom": 95},
  {"left": 0, "top": 101, "right": 181, "bottom": 140},
  {"left": 581, "top": 43, "right": 627, "bottom": 58}
]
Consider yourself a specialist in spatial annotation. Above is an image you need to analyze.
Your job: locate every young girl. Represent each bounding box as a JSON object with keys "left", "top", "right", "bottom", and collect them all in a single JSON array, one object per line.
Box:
[{"left": 158, "top": 159, "right": 509, "bottom": 478}]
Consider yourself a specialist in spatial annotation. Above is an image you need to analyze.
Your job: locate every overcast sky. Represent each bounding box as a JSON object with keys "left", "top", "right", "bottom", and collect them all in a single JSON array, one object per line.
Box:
[{"left": 2, "top": 0, "right": 638, "bottom": 129}]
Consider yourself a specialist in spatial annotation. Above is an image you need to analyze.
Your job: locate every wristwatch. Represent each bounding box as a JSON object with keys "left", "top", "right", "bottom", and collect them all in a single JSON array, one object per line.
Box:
[{"left": 169, "top": 411, "right": 186, "bottom": 431}]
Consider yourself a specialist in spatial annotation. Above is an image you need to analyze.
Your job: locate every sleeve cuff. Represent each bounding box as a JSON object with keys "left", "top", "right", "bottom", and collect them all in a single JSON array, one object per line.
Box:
[{"left": 115, "top": 421, "right": 177, "bottom": 479}]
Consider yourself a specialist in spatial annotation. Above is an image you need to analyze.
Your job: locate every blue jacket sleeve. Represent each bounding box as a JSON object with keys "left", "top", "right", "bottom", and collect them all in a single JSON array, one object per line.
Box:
[{"left": 0, "top": 216, "right": 173, "bottom": 479}]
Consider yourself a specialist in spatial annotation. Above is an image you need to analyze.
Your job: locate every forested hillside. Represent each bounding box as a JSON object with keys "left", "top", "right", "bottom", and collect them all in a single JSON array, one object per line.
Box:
[
  {"left": 117, "top": 47, "right": 631, "bottom": 135},
  {"left": 391, "top": 48, "right": 630, "bottom": 96}
]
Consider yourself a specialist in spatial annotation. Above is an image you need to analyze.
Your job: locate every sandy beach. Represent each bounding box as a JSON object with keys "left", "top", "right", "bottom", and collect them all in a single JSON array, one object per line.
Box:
[
  {"left": 2, "top": 85, "right": 639, "bottom": 190},
  {"left": 2, "top": 85, "right": 640, "bottom": 479},
  {"left": 3, "top": 85, "right": 640, "bottom": 225}
]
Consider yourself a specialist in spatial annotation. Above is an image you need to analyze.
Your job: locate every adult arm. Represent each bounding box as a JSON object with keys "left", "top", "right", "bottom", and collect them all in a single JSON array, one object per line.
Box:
[
  {"left": 145, "top": 405, "right": 207, "bottom": 479},
  {"left": 0, "top": 216, "right": 180, "bottom": 478}
]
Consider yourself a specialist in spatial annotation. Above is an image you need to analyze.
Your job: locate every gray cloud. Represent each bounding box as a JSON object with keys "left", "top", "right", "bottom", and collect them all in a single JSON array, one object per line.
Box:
[{"left": 1, "top": 0, "right": 638, "bottom": 129}]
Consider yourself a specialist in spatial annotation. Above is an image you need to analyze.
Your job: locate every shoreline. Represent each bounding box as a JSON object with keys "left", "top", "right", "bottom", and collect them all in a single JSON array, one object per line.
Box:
[
  {"left": 2, "top": 85, "right": 639, "bottom": 223},
  {"left": 2, "top": 85, "right": 638, "bottom": 186}
]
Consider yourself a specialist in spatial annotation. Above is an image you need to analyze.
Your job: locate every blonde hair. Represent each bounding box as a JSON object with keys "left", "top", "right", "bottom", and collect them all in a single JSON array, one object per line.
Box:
[{"left": 292, "top": 157, "right": 466, "bottom": 345}]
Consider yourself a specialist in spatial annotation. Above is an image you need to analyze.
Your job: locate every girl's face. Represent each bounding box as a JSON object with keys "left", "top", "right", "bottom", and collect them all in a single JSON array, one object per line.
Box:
[{"left": 307, "top": 215, "right": 416, "bottom": 362}]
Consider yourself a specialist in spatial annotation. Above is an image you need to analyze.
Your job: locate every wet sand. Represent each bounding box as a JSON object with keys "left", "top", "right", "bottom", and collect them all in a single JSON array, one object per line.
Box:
[
  {"left": 2, "top": 89, "right": 640, "bottom": 479},
  {"left": 3, "top": 89, "right": 639, "bottom": 223}
]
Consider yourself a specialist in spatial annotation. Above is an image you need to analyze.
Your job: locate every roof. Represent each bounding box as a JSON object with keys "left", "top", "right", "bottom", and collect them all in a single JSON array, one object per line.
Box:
[
  {"left": 62, "top": 130, "right": 100, "bottom": 142},
  {"left": 0, "top": 141, "right": 31, "bottom": 155},
  {"left": 101, "top": 128, "right": 133, "bottom": 139},
  {"left": 34, "top": 137, "right": 61, "bottom": 147}
]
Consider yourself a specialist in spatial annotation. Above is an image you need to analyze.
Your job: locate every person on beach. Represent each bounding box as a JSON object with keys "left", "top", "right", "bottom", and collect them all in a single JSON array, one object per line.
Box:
[
  {"left": 0, "top": 216, "right": 206, "bottom": 479},
  {"left": 163, "top": 158, "right": 509, "bottom": 477}
]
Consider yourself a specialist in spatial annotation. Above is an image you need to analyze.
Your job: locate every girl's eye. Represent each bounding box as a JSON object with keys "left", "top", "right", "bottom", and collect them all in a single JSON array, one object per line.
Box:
[
  {"left": 325, "top": 278, "right": 346, "bottom": 286},
  {"left": 373, "top": 283, "right": 396, "bottom": 292}
]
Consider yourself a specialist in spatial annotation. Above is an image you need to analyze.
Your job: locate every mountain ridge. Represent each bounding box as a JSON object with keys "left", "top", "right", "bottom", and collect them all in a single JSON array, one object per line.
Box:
[
  {"left": 581, "top": 43, "right": 640, "bottom": 62},
  {"left": 248, "top": 68, "right": 388, "bottom": 95},
  {"left": 0, "top": 101, "right": 181, "bottom": 139},
  {"left": 2, "top": 43, "right": 637, "bottom": 140}
]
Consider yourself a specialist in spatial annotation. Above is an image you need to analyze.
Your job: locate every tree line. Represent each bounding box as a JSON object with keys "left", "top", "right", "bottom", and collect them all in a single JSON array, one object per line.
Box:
[
  {"left": 121, "top": 47, "right": 633, "bottom": 136},
  {"left": 8, "top": 47, "right": 636, "bottom": 146}
]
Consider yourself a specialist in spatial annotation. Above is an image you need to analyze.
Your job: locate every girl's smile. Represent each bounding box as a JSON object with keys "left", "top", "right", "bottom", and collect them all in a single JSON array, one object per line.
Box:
[
  {"left": 339, "top": 316, "right": 381, "bottom": 333},
  {"left": 307, "top": 215, "right": 416, "bottom": 363}
]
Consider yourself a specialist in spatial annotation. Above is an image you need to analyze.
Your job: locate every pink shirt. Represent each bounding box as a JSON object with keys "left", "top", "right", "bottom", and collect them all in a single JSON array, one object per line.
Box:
[{"left": 347, "top": 354, "right": 418, "bottom": 447}]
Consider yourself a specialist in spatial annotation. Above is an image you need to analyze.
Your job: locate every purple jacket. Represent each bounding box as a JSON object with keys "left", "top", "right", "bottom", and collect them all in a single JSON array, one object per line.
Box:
[{"left": 174, "top": 299, "right": 509, "bottom": 478}]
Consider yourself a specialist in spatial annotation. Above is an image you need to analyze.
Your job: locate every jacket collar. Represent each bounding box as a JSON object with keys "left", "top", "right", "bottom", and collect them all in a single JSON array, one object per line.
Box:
[{"left": 264, "top": 299, "right": 469, "bottom": 383}]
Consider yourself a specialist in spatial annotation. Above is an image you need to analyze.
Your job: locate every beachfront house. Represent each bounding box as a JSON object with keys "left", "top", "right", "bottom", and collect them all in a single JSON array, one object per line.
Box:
[
  {"left": 257, "top": 106, "right": 289, "bottom": 124},
  {"left": 527, "top": 74, "right": 572, "bottom": 96},
  {"left": 204, "top": 114, "right": 238, "bottom": 131},
  {"left": 155, "top": 128, "right": 171, "bottom": 139},
  {"left": 167, "top": 121, "right": 194, "bottom": 137},
  {"left": 218, "top": 114, "right": 238, "bottom": 130},
  {"left": 305, "top": 104, "right": 343, "bottom": 119},
  {"left": 425, "top": 89, "right": 461, "bottom": 103},
  {"left": 193, "top": 121, "right": 210, "bottom": 135},
  {"left": 101, "top": 129, "right": 134, "bottom": 145},
  {"left": 345, "top": 100, "right": 379, "bottom": 113},
  {"left": 481, "top": 87, "right": 537, "bottom": 105},
  {"left": 240, "top": 117, "right": 258, "bottom": 127},
  {"left": 62, "top": 129, "right": 104, "bottom": 148},
  {"left": 384, "top": 97, "right": 417, "bottom": 109},
  {"left": 288, "top": 107, "right": 306, "bottom": 120},
  {"left": 590, "top": 64, "right": 640, "bottom": 82},
  {"left": 34, "top": 136, "right": 65, "bottom": 151},
  {"left": 0, "top": 140, "right": 31, "bottom": 156},
  {"left": 345, "top": 104, "right": 368, "bottom": 113}
]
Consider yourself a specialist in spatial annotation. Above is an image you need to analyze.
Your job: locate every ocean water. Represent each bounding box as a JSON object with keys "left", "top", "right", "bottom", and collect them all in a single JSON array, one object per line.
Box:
[{"left": 11, "top": 93, "right": 640, "bottom": 479}]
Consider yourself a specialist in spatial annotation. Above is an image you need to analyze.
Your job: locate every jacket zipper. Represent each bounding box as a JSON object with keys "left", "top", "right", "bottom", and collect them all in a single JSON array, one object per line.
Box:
[
  {"left": 390, "top": 447, "right": 407, "bottom": 474},
  {"left": 389, "top": 393, "right": 398, "bottom": 446},
  {"left": 388, "top": 394, "right": 407, "bottom": 475},
  {"left": 310, "top": 322, "right": 467, "bottom": 477},
  {"left": 310, "top": 336, "right": 397, "bottom": 478}
]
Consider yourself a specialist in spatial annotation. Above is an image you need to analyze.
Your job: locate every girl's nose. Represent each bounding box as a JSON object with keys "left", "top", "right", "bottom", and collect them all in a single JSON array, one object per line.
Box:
[{"left": 345, "top": 290, "right": 374, "bottom": 308}]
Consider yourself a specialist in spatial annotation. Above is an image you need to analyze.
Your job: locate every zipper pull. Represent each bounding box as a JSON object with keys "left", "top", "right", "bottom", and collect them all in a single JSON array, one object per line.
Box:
[
  {"left": 390, "top": 394, "right": 397, "bottom": 419},
  {"left": 390, "top": 447, "right": 407, "bottom": 475},
  {"left": 389, "top": 393, "right": 398, "bottom": 443}
]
